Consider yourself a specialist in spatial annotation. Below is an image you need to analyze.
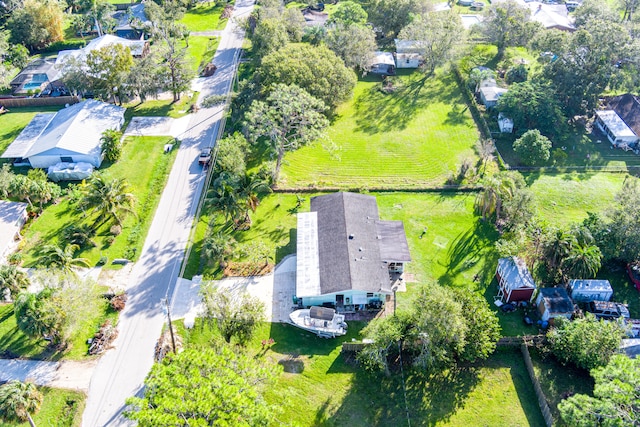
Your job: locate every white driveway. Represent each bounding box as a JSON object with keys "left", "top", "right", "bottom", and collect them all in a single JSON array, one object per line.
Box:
[
  {"left": 123, "top": 116, "right": 191, "bottom": 138},
  {"left": 171, "top": 255, "right": 297, "bottom": 324}
]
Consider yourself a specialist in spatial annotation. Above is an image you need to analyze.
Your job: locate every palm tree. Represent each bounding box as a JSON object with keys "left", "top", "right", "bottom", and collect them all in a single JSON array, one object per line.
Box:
[
  {"left": 206, "top": 175, "right": 243, "bottom": 225},
  {"left": 563, "top": 244, "right": 603, "bottom": 279},
  {"left": 0, "top": 380, "right": 43, "bottom": 427},
  {"left": 544, "top": 230, "right": 576, "bottom": 278},
  {"left": 235, "top": 173, "right": 271, "bottom": 228},
  {"left": 0, "top": 265, "right": 30, "bottom": 300},
  {"left": 469, "top": 67, "right": 495, "bottom": 93},
  {"left": 36, "top": 243, "right": 91, "bottom": 274},
  {"left": 475, "top": 173, "right": 517, "bottom": 223},
  {"left": 78, "top": 174, "right": 136, "bottom": 226}
]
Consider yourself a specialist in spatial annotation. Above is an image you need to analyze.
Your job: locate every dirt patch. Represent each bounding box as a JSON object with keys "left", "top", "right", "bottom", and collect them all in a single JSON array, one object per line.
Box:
[
  {"left": 98, "top": 264, "right": 134, "bottom": 292},
  {"left": 223, "top": 262, "right": 274, "bottom": 277},
  {"left": 278, "top": 354, "right": 306, "bottom": 374}
]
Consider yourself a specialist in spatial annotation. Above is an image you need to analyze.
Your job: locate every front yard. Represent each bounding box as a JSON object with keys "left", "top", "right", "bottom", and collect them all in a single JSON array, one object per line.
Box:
[
  {"left": 19, "top": 135, "right": 178, "bottom": 267},
  {"left": 0, "top": 386, "right": 84, "bottom": 427}
]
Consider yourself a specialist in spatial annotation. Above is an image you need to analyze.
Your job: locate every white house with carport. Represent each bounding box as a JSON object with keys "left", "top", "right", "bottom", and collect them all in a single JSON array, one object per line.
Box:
[
  {"left": 1, "top": 99, "right": 125, "bottom": 169},
  {"left": 594, "top": 110, "right": 639, "bottom": 148},
  {"left": 295, "top": 192, "right": 411, "bottom": 311},
  {"left": 568, "top": 279, "right": 613, "bottom": 303}
]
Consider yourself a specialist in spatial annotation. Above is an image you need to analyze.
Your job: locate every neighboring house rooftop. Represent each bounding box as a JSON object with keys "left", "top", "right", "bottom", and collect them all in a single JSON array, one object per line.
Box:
[
  {"left": 113, "top": 3, "right": 150, "bottom": 35},
  {"left": 569, "top": 279, "right": 613, "bottom": 294},
  {"left": 493, "top": 0, "right": 575, "bottom": 31},
  {"left": 395, "top": 39, "right": 422, "bottom": 54},
  {"left": 296, "top": 192, "right": 411, "bottom": 298},
  {"left": 608, "top": 93, "right": 640, "bottom": 137},
  {"left": 9, "top": 59, "right": 61, "bottom": 94},
  {"left": 595, "top": 110, "right": 636, "bottom": 139},
  {"left": 1, "top": 99, "right": 125, "bottom": 161},
  {"left": 480, "top": 85, "right": 508, "bottom": 103},
  {"left": 460, "top": 14, "right": 483, "bottom": 29},
  {"left": 56, "top": 34, "right": 147, "bottom": 68}
]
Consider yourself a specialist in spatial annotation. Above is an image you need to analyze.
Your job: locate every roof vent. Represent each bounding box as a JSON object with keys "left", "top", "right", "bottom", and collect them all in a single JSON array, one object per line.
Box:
[
  {"left": 358, "top": 247, "right": 364, "bottom": 252},
  {"left": 349, "top": 234, "right": 354, "bottom": 239}
]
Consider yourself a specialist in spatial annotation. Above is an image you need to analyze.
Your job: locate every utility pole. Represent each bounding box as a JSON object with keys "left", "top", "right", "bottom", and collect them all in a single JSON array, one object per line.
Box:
[{"left": 163, "top": 298, "right": 177, "bottom": 354}]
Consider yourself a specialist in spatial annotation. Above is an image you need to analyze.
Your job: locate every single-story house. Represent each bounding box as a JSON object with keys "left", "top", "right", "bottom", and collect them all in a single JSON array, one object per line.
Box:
[
  {"left": 113, "top": 3, "right": 151, "bottom": 40},
  {"left": 536, "top": 287, "right": 574, "bottom": 322},
  {"left": 607, "top": 93, "right": 640, "bottom": 140},
  {"left": 478, "top": 78, "right": 507, "bottom": 108},
  {"left": 0, "top": 200, "right": 28, "bottom": 262},
  {"left": 0, "top": 99, "right": 125, "bottom": 169},
  {"left": 9, "top": 58, "right": 64, "bottom": 95},
  {"left": 492, "top": 0, "right": 575, "bottom": 31},
  {"left": 496, "top": 257, "right": 537, "bottom": 303},
  {"left": 568, "top": 279, "right": 613, "bottom": 303},
  {"left": 295, "top": 192, "right": 411, "bottom": 310},
  {"left": 594, "top": 110, "right": 639, "bottom": 148},
  {"left": 394, "top": 40, "right": 422, "bottom": 69},
  {"left": 370, "top": 52, "right": 396, "bottom": 75},
  {"left": 498, "top": 112, "right": 514, "bottom": 133},
  {"left": 56, "top": 34, "right": 149, "bottom": 70}
]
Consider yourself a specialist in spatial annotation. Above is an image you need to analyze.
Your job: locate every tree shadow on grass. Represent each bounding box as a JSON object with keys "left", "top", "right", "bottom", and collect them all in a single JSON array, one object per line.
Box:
[
  {"left": 438, "top": 218, "right": 500, "bottom": 291},
  {"left": 353, "top": 73, "right": 460, "bottom": 135},
  {"left": 318, "top": 364, "right": 480, "bottom": 427}
]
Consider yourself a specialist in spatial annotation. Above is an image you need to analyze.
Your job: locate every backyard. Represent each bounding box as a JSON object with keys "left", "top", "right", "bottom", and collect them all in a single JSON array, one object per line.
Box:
[
  {"left": 180, "top": 321, "right": 546, "bottom": 427},
  {"left": 279, "top": 70, "right": 480, "bottom": 189}
]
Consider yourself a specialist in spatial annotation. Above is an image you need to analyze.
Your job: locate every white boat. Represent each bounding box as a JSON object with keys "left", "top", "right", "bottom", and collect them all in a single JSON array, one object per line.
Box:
[{"left": 289, "top": 306, "right": 348, "bottom": 338}]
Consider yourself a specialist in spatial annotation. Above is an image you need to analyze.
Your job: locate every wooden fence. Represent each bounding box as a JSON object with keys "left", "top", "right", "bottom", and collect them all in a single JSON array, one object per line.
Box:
[
  {"left": 520, "top": 343, "right": 554, "bottom": 427},
  {"left": 0, "top": 96, "right": 80, "bottom": 108}
]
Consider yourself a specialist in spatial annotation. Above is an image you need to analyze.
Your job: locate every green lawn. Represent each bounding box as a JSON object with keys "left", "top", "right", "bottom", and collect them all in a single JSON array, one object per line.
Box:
[
  {"left": 186, "top": 36, "right": 220, "bottom": 74},
  {"left": 124, "top": 93, "right": 199, "bottom": 121},
  {"left": 179, "top": 2, "right": 229, "bottom": 32},
  {"left": 279, "top": 70, "right": 480, "bottom": 189},
  {"left": 20, "top": 136, "right": 178, "bottom": 267},
  {"left": 0, "top": 297, "right": 116, "bottom": 360},
  {"left": 0, "top": 386, "right": 84, "bottom": 427},
  {"left": 529, "top": 347, "right": 594, "bottom": 426},
  {"left": 528, "top": 172, "right": 627, "bottom": 227},
  {"left": 178, "top": 321, "right": 544, "bottom": 427},
  {"left": 0, "top": 107, "right": 63, "bottom": 157}
]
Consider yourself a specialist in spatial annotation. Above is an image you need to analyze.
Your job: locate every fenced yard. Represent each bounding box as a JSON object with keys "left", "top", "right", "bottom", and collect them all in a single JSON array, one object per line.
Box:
[{"left": 279, "top": 71, "right": 480, "bottom": 190}]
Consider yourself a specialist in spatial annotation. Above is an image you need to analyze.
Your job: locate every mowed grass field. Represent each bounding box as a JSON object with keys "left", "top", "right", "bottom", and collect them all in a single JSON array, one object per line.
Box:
[
  {"left": 180, "top": 321, "right": 545, "bottom": 427},
  {"left": 279, "top": 71, "right": 480, "bottom": 189}
]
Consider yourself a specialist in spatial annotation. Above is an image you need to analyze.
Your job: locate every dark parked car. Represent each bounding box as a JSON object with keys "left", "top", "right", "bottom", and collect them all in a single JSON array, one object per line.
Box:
[{"left": 586, "top": 301, "right": 630, "bottom": 320}]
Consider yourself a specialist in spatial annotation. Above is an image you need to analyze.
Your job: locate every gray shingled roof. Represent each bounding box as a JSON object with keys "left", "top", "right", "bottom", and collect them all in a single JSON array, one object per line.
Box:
[
  {"left": 376, "top": 221, "right": 411, "bottom": 262},
  {"left": 309, "top": 192, "right": 406, "bottom": 296}
]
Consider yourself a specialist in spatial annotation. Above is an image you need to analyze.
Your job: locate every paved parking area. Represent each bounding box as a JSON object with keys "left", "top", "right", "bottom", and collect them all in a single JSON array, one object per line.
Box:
[
  {"left": 170, "top": 255, "right": 297, "bottom": 323},
  {"left": 124, "top": 116, "right": 191, "bottom": 138}
]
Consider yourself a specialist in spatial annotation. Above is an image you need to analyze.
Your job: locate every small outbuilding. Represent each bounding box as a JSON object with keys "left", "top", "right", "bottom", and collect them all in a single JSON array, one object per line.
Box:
[
  {"left": 496, "top": 257, "right": 537, "bottom": 303},
  {"left": 370, "top": 52, "right": 396, "bottom": 75},
  {"left": 594, "top": 110, "right": 639, "bottom": 148},
  {"left": 394, "top": 40, "right": 423, "bottom": 69},
  {"left": 478, "top": 78, "right": 508, "bottom": 108},
  {"left": 568, "top": 279, "right": 613, "bottom": 303},
  {"left": 536, "top": 287, "right": 574, "bottom": 322},
  {"left": 498, "top": 112, "right": 514, "bottom": 133}
]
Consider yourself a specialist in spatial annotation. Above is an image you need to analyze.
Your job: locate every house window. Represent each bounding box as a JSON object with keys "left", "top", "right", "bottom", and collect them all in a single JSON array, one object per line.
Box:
[
  {"left": 366, "top": 293, "right": 374, "bottom": 298},
  {"left": 60, "top": 156, "right": 73, "bottom": 163}
]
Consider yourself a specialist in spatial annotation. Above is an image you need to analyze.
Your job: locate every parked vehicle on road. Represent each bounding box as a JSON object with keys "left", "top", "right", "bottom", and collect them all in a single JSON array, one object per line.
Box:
[{"left": 198, "top": 148, "right": 212, "bottom": 166}]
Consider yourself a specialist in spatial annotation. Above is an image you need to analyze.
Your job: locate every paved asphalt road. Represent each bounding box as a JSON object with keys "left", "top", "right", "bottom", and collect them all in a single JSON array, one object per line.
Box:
[{"left": 82, "top": 2, "right": 254, "bottom": 425}]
